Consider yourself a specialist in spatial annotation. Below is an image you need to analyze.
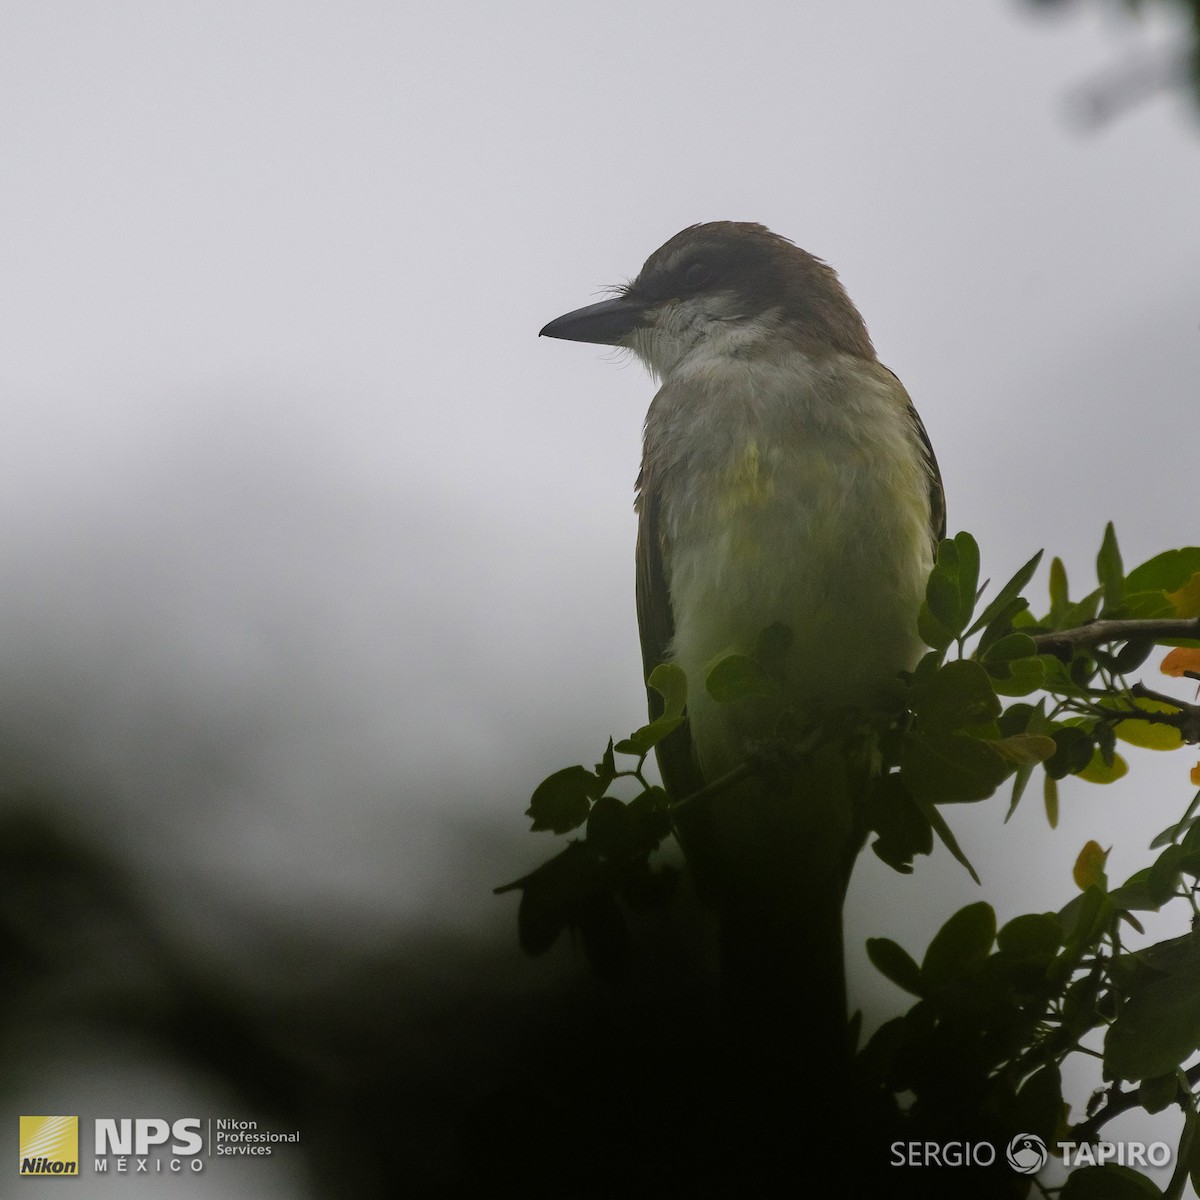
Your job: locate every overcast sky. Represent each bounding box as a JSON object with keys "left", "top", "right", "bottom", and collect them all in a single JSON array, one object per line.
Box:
[{"left": 1, "top": 2, "right": 1198, "bottom": 1193}]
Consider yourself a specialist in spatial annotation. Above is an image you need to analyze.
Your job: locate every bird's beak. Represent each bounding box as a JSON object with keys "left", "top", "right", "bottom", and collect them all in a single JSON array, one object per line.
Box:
[{"left": 539, "top": 295, "right": 648, "bottom": 345}]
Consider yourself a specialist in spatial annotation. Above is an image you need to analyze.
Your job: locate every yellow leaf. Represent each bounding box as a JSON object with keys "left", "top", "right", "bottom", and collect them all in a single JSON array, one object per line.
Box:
[
  {"left": 1112, "top": 697, "right": 1185, "bottom": 751},
  {"left": 1078, "top": 748, "right": 1129, "bottom": 783},
  {"left": 1115, "top": 718, "right": 1184, "bottom": 751},
  {"left": 1167, "top": 571, "right": 1200, "bottom": 618},
  {"left": 1161, "top": 646, "right": 1200, "bottom": 678},
  {"left": 1073, "top": 840, "right": 1109, "bottom": 891},
  {"left": 1191, "top": 762, "right": 1200, "bottom": 787}
]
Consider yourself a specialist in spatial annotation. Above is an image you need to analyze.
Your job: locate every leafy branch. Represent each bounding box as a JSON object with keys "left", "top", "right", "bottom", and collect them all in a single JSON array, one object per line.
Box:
[
  {"left": 500, "top": 523, "right": 1200, "bottom": 1192},
  {"left": 1031, "top": 619, "right": 1200, "bottom": 659}
]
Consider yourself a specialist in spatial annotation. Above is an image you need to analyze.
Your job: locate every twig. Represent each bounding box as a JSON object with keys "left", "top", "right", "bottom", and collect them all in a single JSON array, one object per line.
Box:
[
  {"left": 667, "top": 760, "right": 756, "bottom": 817},
  {"left": 1031, "top": 617, "right": 1200, "bottom": 659},
  {"left": 1129, "top": 683, "right": 1200, "bottom": 744},
  {"left": 1069, "top": 1063, "right": 1200, "bottom": 1145},
  {"left": 665, "top": 725, "right": 832, "bottom": 818}
]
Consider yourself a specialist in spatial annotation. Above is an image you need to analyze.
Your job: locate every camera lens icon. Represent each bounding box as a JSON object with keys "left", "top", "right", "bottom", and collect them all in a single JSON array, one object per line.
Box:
[{"left": 1006, "top": 1133, "right": 1048, "bottom": 1175}]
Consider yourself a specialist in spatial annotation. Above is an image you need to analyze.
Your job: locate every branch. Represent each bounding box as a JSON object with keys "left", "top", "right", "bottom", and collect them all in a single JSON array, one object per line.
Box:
[
  {"left": 1074, "top": 683, "right": 1200, "bottom": 744},
  {"left": 666, "top": 727, "right": 828, "bottom": 818},
  {"left": 1129, "top": 683, "right": 1200, "bottom": 744},
  {"left": 1069, "top": 1062, "right": 1200, "bottom": 1146},
  {"left": 1031, "top": 617, "right": 1200, "bottom": 659},
  {"left": 667, "top": 761, "right": 755, "bottom": 817}
]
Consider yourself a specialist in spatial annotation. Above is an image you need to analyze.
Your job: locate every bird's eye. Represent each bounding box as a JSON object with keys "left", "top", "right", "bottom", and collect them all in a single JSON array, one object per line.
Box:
[{"left": 683, "top": 260, "right": 714, "bottom": 290}]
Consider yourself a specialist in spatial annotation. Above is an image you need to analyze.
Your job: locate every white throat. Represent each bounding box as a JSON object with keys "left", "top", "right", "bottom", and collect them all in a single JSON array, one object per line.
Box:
[{"left": 628, "top": 296, "right": 783, "bottom": 381}]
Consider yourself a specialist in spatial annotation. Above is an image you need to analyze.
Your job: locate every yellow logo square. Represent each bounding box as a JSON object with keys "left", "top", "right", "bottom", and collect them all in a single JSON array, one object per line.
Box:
[{"left": 19, "top": 1116, "right": 79, "bottom": 1176}]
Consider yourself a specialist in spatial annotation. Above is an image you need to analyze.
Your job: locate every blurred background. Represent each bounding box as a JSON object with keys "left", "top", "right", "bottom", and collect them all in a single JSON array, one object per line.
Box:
[{"left": 0, "top": 1, "right": 1198, "bottom": 1195}]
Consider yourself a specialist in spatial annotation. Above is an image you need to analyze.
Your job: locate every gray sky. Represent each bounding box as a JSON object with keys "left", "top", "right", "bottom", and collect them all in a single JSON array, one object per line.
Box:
[{"left": 1, "top": 1, "right": 1199, "bottom": 1193}]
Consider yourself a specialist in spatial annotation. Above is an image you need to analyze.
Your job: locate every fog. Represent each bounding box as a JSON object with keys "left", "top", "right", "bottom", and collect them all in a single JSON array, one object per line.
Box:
[{"left": 1, "top": 2, "right": 1198, "bottom": 1194}]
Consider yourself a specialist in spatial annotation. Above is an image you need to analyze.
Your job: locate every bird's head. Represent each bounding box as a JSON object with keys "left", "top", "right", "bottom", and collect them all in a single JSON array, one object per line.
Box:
[{"left": 539, "top": 221, "right": 875, "bottom": 379}]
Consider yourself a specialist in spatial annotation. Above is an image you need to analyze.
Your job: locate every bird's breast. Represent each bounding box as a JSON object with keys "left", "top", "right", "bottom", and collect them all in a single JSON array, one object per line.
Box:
[{"left": 644, "top": 352, "right": 933, "bottom": 779}]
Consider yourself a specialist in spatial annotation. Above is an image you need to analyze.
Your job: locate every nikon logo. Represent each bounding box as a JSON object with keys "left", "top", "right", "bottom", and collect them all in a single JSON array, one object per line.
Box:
[
  {"left": 19, "top": 1115, "right": 79, "bottom": 1176},
  {"left": 21, "top": 1156, "right": 76, "bottom": 1175}
]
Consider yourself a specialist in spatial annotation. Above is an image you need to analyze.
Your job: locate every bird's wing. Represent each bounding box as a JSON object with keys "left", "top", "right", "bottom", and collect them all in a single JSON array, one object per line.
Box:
[
  {"left": 910, "top": 402, "right": 947, "bottom": 549},
  {"left": 635, "top": 462, "right": 706, "bottom": 803},
  {"left": 881, "top": 366, "right": 946, "bottom": 550}
]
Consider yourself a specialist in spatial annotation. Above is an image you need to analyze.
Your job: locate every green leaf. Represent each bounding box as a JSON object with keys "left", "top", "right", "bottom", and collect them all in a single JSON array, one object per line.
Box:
[
  {"left": 526, "top": 765, "right": 597, "bottom": 833},
  {"left": 516, "top": 887, "right": 565, "bottom": 956},
  {"left": 991, "top": 655, "right": 1047, "bottom": 696},
  {"left": 1014, "top": 1064, "right": 1064, "bottom": 1145},
  {"left": 1150, "top": 818, "right": 1196, "bottom": 850},
  {"left": 1138, "top": 1073, "right": 1180, "bottom": 1115},
  {"left": 998, "top": 700, "right": 1041, "bottom": 737},
  {"left": 1108, "top": 868, "right": 1163, "bottom": 914},
  {"left": 967, "top": 548, "right": 1044, "bottom": 636},
  {"left": 1125, "top": 547, "right": 1200, "bottom": 594},
  {"left": 614, "top": 714, "right": 684, "bottom": 757},
  {"left": 901, "top": 731, "right": 1014, "bottom": 804},
  {"left": 997, "top": 912, "right": 1062, "bottom": 958},
  {"left": 1148, "top": 844, "right": 1186, "bottom": 906},
  {"left": 1005, "top": 763, "right": 1034, "bottom": 821},
  {"left": 705, "top": 653, "right": 780, "bottom": 703},
  {"left": 1111, "top": 636, "right": 1155, "bottom": 674},
  {"left": 1049, "top": 556, "right": 1069, "bottom": 615},
  {"left": 923, "top": 532, "right": 981, "bottom": 640},
  {"left": 1151, "top": 791, "right": 1200, "bottom": 849},
  {"left": 1097, "top": 521, "right": 1125, "bottom": 612},
  {"left": 1059, "top": 885, "right": 1111, "bottom": 959},
  {"left": 993, "top": 733, "right": 1057, "bottom": 767},
  {"left": 953, "top": 531, "right": 981, "bottom": 623},
  {"left": 914, "top": 659, "right": 1002, "bottom": 733},
  {"left": 1044, "top": 773, "right": 1059, "bottom": 829},
  {"left": 594, "top": 738, "right": 617, "bottom": 794},
  {"left": 909, "top": 647, "right": 945, "bottom": 692},
  {"left": 1182, "top": 816, "right": 1200, "bottom": 857},
  {"left": 921, "top": 901, "right": 995, "bottom": 988},
  {"left": 504, "top": 842, "right": 602, "bottom": 955},
  {"left": 1060, "top": 1165, "right": 1165, "bottom": 1199},
  {"left": 918, "top": 599, "right": 956, "bottom": 652},
  {"left": 1061, "top": 970, "right": 1103, "bottom": 1036},
  {"left": 1045, "top": 725, "right": 1095, "bottom": 780},
  {"left": 866, "top": 937, "right": 924, "bottom": 996},
  {"left": 647, "top": 661, "right": 687, "bottom": 720},
  {"left": 910, "top": 791, "right": 980, "bottom": 883},
  {"left": 980, "top": 631, "right": 1038, "bottom": 664},
  {"left": 575, "top": 887, "right": 629, "bottom": 981},
  {"left": 997, "top": 731, "right": 1055, "bottom": 819},
  {"left": 976, "top": 598, "right": 1032, "bottom": 654},
  {"left": 925, "top": 565, "right": 962, "bottom": 636},
  {"left": 1133, "top": 930, "right": 1200, "bottom": 977},
  {"left": 865, "top": 772, "right": 933, "bottom": 874},
  {"left": 1061, "top": 586, "right": 1104, "bottom": 631},
  {"left": 1117, "top": 592, "right": 1176, "bottom": 621},
  {"left": 1169, "top": 571, "right": 1200, "bottom": 619},
  {"left": 586, "top": 795, "right": 636, "bottom": 859},
  {"left": 1105, "top": 972, "right": 1200, "bottom": 1080}
]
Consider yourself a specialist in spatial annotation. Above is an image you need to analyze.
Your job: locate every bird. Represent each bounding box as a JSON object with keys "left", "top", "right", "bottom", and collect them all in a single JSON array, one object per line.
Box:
[
  {"left": 540, "top": 221, "right": 943, "bottom": 798},
  {"left": 538, "top": 222, "right": 944, "bottom": 1130}
]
